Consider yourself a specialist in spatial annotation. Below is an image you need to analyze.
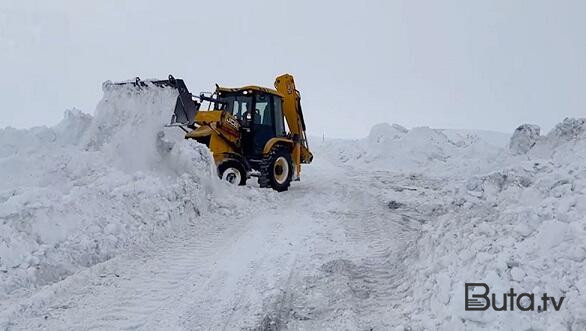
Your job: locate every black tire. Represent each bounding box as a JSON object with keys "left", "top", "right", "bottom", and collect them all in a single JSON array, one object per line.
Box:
[
  {"left": 258, "top": 147, "right": 293, "bottom": 192},
  {"left": 218, "top": 161, "right": 247, "bottom": 186}
]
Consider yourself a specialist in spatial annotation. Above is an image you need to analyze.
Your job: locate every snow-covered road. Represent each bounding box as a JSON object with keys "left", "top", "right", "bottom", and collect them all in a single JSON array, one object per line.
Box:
[
  {"left": 2, "top": 85, "right": 584, "bottom": 329},
  {"left": 2, "top": 158, "right": 424, "bottom": 330}
]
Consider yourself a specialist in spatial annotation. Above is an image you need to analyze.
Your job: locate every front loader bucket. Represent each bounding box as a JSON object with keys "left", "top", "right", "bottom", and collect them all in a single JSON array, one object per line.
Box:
[{"left": 103, "top": 75, "right": 199, "bottom": 126}]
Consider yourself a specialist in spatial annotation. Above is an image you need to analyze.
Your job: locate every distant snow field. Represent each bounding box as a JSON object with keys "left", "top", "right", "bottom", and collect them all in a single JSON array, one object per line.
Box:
[{"left": 1, "top": 84, "right": 584, "bottom": 329}]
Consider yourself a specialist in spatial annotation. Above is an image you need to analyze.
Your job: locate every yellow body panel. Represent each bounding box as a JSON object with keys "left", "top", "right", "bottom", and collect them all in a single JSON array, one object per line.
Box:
[
  {"left": 186, "top": 110, "right": 241, "bottom": 166},
  {"left": 262, "top": 138, "right": 293, "bottom": 155},
  {"left": 185, "top": 125, "right": 212, "bottom": 139},
  {"left": 274, "top": 75, "right": 302, "bottom": 136},
  {"left": 195, "top": 110, "right": 223, "bottom": 125},
  {"left": 209, "top": 134, "right": 236, "bottom": 164},
  {"left": 186, "top": 126, "right": 237, "bottom": 165},
  {"left": 193, "top": 111, "right": 239, "bottom": 143}
]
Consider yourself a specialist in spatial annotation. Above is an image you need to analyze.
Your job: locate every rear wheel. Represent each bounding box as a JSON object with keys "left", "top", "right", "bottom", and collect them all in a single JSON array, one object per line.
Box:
[
  {"left": 218, "top": 161, "right": 247, "bottom": 186},
  {"left": 258, "top": 147, "right": 293, "bottom": 192}
]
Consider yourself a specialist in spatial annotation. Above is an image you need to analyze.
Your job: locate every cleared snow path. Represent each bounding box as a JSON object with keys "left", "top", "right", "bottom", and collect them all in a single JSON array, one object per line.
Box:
[{"left": 1, "top": 157, "right": 423, "bottom": 330}]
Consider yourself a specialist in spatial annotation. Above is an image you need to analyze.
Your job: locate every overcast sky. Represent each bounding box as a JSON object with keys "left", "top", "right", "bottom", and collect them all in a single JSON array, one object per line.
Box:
[{"left": 1, "top": 1, "right": 585, "bottom": 138}]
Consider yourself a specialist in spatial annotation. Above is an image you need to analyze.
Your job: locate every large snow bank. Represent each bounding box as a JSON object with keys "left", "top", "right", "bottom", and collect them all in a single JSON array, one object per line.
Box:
[
  {"left": 318, "top": 123, "right": 510, "bottom": 176},
  {"left": 399, "top": 118, "right": 586, "bottom": 329},
  {"left": 315, "top": 119, "right": 585, "bottom": 329},
  {"left": 0, "top": 83, "right": 215, "bottom": 296}
]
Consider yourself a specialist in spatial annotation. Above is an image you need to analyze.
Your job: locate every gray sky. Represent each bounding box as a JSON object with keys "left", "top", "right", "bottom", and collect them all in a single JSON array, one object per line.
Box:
[{"left": 1, "top": 0, "right": 585, "bottom": 138}]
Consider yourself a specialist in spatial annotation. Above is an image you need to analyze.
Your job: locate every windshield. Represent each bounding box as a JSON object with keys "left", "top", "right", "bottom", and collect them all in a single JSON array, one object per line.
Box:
[{"left": 217, "top": 93, "right": 252, "bottom": 121}]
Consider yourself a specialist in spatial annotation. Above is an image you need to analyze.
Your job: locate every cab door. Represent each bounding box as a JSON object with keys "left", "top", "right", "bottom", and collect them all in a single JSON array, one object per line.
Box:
[
  {"left": 250, "top": 93, "right": 285, "bottom": 156},
  {"left": 251, "top": 93, "right": 273, "bottom": 156}
]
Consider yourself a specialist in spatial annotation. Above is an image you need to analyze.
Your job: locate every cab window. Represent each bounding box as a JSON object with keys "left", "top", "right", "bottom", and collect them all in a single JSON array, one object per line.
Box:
[
  {"left": 218, "top": 93, "right": 251, "bottom": 121},
  {"left": 254, "top": 94, "right": 272, "bottom": 125},
  {"left": 273, "top": 96, "right": 285, "bottom": 136}
]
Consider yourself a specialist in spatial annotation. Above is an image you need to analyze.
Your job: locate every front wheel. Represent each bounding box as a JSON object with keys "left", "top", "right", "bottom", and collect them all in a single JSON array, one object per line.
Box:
[
  {"left": 258, "top": 147, "right": 293, "bottom": 192},
  {"left": 218, "top": 161, "right": 247, "bottom": 186}
]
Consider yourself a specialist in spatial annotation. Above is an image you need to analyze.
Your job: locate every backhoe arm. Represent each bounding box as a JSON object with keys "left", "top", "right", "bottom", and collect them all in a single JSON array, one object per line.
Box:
[{"left": 274, "top": 74, "right": 313, "bottom": 164}]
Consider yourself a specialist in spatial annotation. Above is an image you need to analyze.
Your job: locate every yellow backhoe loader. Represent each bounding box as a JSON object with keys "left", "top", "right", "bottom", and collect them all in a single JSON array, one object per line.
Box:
[{"left": 109, "top": 74, "right": 312, "bottom": 191}]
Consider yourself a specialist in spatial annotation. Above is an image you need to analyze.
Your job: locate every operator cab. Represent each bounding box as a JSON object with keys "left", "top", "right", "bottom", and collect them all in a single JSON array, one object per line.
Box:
[{"left": 216, "top": 88, "right": 287, "bottom": 158}]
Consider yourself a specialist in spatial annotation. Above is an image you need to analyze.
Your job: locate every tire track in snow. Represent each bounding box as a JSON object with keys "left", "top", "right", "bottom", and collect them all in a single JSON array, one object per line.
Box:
[
  {"left": 281, "top": 168, "right": 425, "bottom": 330},
  {"left": 3, "top": 209, "right": 260, "bottom": 330},
  {"left": 248, "top": 256, "right": 301, "bottom": 331},
  {"left": 176, "top": 204, "right": 320, "bottom": 331},
  {"left": 341, "top": 171, "right": 430, "bottom": 327}
]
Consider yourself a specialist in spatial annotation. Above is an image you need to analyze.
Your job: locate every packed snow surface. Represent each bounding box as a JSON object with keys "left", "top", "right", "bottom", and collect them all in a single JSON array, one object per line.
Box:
[{"left": 1, "top": 83, "right": 585, "bottom": 331}]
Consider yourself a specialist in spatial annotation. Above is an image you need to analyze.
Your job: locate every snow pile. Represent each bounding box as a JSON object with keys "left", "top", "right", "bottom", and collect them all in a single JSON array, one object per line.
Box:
[
  {"left": 509, "top": 124, "right": 541, "bottom": 155},
  {"left": 318, "top": 123, "right": 509, "bottom": 176},
  {"left": 0, "top": 83, "right": 215, "bottom": 296},
  {"left": 400, "top": 118, "right": 586, "bottom": 329},
  {"left": 525, "top": 118, "right": 586, "bottom": 164}
]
